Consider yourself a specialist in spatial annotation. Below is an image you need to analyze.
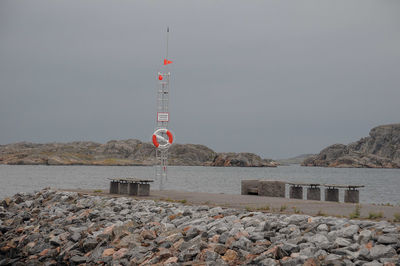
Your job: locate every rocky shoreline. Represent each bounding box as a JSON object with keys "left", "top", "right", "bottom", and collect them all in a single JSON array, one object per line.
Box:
[
  {"left": 0, "top": 140, "right": 278, "bottom": 167},
  {"left": 302, "top": 124, "right": 400, "bottom": 169},
  {"left": 1, "top": 189, "right": 399, "bottom": 265}
]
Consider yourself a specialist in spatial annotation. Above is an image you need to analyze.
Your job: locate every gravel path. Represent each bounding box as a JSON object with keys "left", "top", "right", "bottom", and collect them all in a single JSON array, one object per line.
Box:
[{"left": 63, "top": 188, "right": 400, "bottom": 221}]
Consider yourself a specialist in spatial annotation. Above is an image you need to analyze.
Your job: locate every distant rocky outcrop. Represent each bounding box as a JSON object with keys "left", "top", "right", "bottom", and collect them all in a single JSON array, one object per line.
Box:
[
  {"left": 0, "top": 140, "right": 277, "bottom": 167},
  {"left": 209, "top": 153, "right": 278, "bottom": 167},
  {"left": 302, "top": 124, "right": 400, "bottom": 168},
  {"left": 277, "top": 154, "right": 315, "bottom": 165}
]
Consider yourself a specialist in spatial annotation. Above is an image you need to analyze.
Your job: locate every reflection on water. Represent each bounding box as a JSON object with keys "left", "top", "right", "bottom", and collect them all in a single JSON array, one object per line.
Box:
[{"left": 0, "top": 165, "right": 399, "bottom": 204}]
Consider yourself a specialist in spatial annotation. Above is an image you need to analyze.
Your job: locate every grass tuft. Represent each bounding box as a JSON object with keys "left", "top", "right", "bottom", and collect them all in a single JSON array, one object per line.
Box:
[
  {"left": 368, "top": 211, "right": 383, "bottom": 220},
  {"left": 292, "top": 206, "right": 302, "bottom": 214},
  {"left": 280, "top": 204, "right": 287, "bottom": 212},
  {"left": 393, "top": 213, "right": 400, "bottom": 222},
  {"left": 349, "top": 204, "right": 361, "bottom": 219}
]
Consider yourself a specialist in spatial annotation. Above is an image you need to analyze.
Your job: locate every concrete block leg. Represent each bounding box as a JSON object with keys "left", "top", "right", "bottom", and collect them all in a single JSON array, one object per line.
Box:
[
  {"left": 325, "top": 188, "right": 339, "bottom": 202},
  {"left": 258, "top": 181, "right": 286, "bottom": 198},
  {"left": 241, "top": 180, "right": 260, "bottom": 195},
  {"left": 129, "top": 183, "right": 138, "bottom": 196},
  {"left": 119, "top": 183, "right": 128, "bottom": 195},
  {"left": 138, "top": 184, "right": 150, "bottom": 196},
  {"left": 289, "top": 186, "right": 303, "bottom": 199},
  {"left": 110, "top": 181, "right": 119, "bottom": 194},
  {"left": 307, "top": 187, "right": 321, "bottom": 201},
  {"left": 344, "top": 190, "right": 359, "bottom": 203}
]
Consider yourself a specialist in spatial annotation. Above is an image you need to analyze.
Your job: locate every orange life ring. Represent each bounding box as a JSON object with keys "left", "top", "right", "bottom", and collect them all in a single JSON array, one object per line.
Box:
[{"left": 152, "top": 128, "right": 173, "bottom": 148}]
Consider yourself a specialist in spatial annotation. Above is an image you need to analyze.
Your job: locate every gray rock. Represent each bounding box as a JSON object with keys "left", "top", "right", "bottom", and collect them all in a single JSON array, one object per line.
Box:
[
  {"left": 70, "top": 255, "right": 87, "bottom": 264},
  {"left": 83, "top": 238, "right": 98, "bottom": 252},
  {"left": 284, "top": 215, "right": 308, "bottom": 225},
  {"left": 309, "top": 234, "right": 329, "bottom": 245},
  {"left": 370, "top": 245, "right": 396, "bottom": 260},
  {"left": 185, "top": 227, "right": 200, "bottom": 240},
  {"left": 334, "top": 237, "right": 351, "bottom": 247},
  {"left": 24, "top": 200, "right": 34, "bottom": 208},
  {"left": 339, "top": 225, "right": 359, "bottom": 238},
  {"left": 363, "top": 261, "right": 383, "bottom": 266},
  {"left": 204, "top": 250, "right": 220, "bottom": 261},
  {"left": 377, "top": 235, "right": 398, "bottom": 244},
  {"left": 280, "top": 258, "right": 302, "bottom": 266},
  {"left": 281, "top": 243, "right": 299, "bottom": 253},
  {"left": 232, "top": 236, "right": 252, "bottom": 251},
  {"left": 70, "top": 232, "right": 81, "bottom": 242},
  {"left": 325, "top": 253, "right": 343, "bottom": 261},
  {"left": 317, "top": 224, "right": 329, "bottom": 231},
  {"left": 359, "top": 229, "right": 373, "bottom": 243},
  {"left": 49, "top": 236, "right": 62, "bottom": 246},
  {"left": 300, "top": 247, "right": 318, "bottom": 257},
  {"left": 259, "top": 258, "right": 278, "bottom": 265},
  {"left": 178, "top": 245, "right": 200, "bottom": 262},
  {"left": 219, "top": 232, "right": 229, "bottom": 244},
  {"left": 358, "top": 247, "right": 371, "bottom": 260}
]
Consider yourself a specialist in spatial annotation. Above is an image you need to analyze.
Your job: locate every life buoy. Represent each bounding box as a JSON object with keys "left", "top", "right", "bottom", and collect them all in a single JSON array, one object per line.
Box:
[{"left": 152, "top": 128, "right": 173, "bottom": 149}]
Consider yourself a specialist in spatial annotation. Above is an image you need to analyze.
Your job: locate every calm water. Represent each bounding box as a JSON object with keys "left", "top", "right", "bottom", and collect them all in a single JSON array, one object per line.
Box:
[{"left": 0, "top": 165, "right": 399, "bottom": 204}]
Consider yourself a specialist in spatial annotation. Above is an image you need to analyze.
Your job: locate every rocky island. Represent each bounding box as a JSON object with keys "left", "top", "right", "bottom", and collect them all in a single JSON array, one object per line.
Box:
[
  {"left": 0, "top": 140, "right": 278, "bottom": 167},
  {"left": 302, "top": 124, "right": 400, "bottom": 168}
]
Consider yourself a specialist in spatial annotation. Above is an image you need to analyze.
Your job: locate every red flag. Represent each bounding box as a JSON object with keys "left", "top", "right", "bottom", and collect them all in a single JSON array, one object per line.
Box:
[{"left": 164, "top": 59, "right": 173, "bottom": 65}]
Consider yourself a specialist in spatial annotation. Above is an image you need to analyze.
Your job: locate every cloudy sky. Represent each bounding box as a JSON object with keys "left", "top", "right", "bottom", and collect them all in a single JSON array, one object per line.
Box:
[{"left": 0, "top": 0, "right": 399, "bottom": 159}]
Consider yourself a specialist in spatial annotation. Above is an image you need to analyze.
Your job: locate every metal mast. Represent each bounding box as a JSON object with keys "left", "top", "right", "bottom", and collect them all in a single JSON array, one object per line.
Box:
[{"left": 154, "top": 27, "right": 172, "bottom": 190}]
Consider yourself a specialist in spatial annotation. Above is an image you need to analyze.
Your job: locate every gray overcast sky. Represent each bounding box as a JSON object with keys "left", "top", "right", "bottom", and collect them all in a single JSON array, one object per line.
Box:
[{"left": 0, "top": 0, "right": 399, "bottom": 159}]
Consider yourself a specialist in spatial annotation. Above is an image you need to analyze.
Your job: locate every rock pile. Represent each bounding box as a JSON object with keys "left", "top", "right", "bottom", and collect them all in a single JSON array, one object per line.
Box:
[{"left": 1, "top": 189, "right": 399, "bottom": 265}]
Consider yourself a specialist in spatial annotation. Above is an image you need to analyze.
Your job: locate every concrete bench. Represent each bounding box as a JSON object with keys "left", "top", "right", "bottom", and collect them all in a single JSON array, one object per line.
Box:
[
  {"left": 241, "top": 179, "right": 364, "bottom": 203},
  {"left": 324, "top": 184, "right": 364, "bottom": 203},
  {"left": 109, "top": 178, "right": 154, "bottom": 196},
  {"left": 241, "top": 180, "right": 285, "bottom": 198},
  {"left": 287, "top": 182, "right": 321, "bottom": 200}
]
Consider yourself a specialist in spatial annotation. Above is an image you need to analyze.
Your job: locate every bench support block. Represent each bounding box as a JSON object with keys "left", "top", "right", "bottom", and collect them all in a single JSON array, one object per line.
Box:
[
  {"left": 138, "top": 184, "right": 150, "bottom": 196},
  {"left": 110, "top": 181, "right": 119, "bottom": 194},
  {"left": 344, "top": 190, "right": 359, "bottom": 203},
  {"left": 119, "top": 183, "right": 129, "bottom": 195},
  {"left": 129, "top": 183, "right": 138, "bottom": 195},
  {"left": 289, "top": 186, "right": 303, "bottom": 199},
  {"left": 241, "top": 180, "right": 260, "bottom": 195},
  {"left": 325, "top": 188, "right": 339, "bottom": 202},
  {"left": 258, "top": 181, "right": 285, "bottom": 198},
  {"left": 307, "top": 187, "right": 321, "bottom": 201}
]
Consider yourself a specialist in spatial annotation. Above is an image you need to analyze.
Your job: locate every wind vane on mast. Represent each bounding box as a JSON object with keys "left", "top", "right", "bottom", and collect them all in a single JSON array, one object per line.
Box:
[{"left": 152, "top": 27, "right": 174, "bottom": 190}]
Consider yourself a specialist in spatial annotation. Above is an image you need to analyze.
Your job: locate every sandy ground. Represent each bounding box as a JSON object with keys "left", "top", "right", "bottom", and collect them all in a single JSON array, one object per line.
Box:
[{"left": 58, "top": 188, "right": 400, "bottom": 222}]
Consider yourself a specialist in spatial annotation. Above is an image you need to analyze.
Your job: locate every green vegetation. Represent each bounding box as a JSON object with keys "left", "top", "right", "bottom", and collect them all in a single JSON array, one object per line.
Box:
[
  {"left": 393, "top": 213, "right": 400, "bottom": 222},
  {"left": 161, "top": 198, "right": 187, "bottom": 204},
  {"left": 349, "top": 204, "right": 361, "bottom": 219},
  {"left": 93, "top": 190, "right": 103, "bottom": 193},
  {"left": 245, "top": 206, "right": 253, "bottom": 212},
  {"left": 368, "top": 211, "right": 383, "bottom": 220},
  {"left": 256, "top": 205, "right": 270, "bottom": 211},
  {"left": 292, "top": 206, "right": 302, "bottom": 214},
  {"left": 280, "top": 204, "right": 287, "bottom": 212}
]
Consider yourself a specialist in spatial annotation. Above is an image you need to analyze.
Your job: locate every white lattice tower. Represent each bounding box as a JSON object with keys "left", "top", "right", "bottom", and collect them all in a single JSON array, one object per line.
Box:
[{"left": 155, "top": 71, "right": 170, "bottom": 190}]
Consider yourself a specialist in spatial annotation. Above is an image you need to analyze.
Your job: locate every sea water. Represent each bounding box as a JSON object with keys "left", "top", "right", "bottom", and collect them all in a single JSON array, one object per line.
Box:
[{"left": 0, "top": 165, "right": 399, "bottom": 204}]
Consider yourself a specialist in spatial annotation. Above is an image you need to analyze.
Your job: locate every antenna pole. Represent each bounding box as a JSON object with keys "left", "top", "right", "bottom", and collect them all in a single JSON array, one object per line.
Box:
[{"left": 166, "top": 27, "right": 169, "bottom": 60}]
